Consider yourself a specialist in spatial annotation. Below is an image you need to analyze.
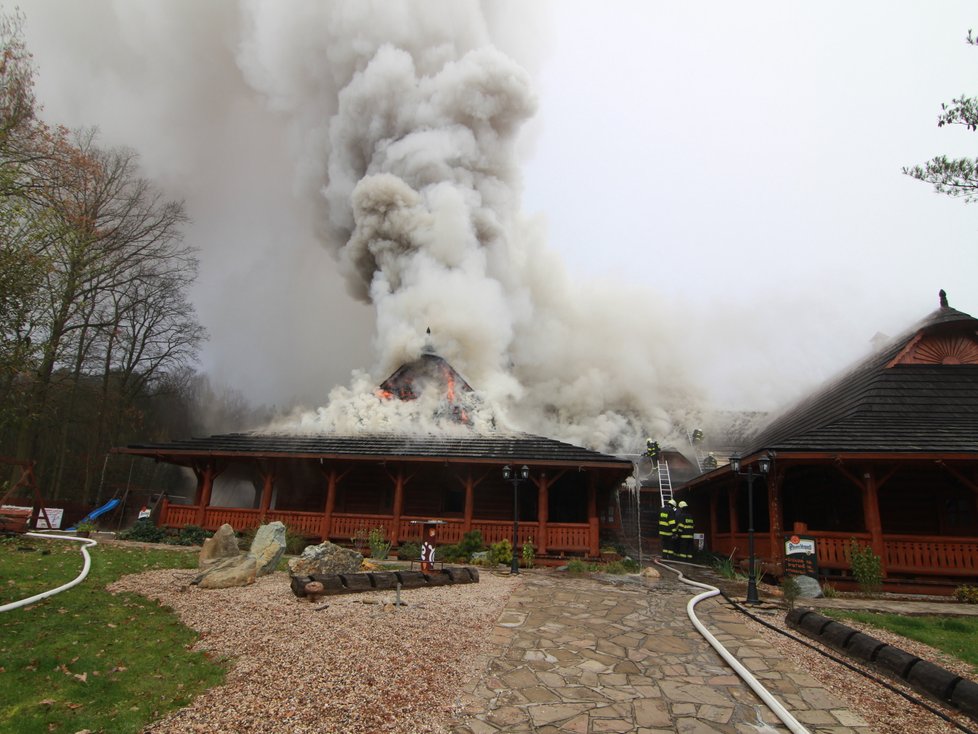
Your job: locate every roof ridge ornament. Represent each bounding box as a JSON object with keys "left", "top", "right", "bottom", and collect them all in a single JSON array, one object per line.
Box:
[
  {"left": 940, "top": 289, "right": 949, "bottom": 308},
  {"left": 422, "top": 327, "right": 435, "bottom": 355}
]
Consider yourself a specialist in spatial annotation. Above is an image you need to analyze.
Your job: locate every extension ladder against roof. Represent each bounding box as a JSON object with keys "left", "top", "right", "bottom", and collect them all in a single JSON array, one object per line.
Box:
[{"left": 657, "top": 460, "right": 673, "bottom": 506}]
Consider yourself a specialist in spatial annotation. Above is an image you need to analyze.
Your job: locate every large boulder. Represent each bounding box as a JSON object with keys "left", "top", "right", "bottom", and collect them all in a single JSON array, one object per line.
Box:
[
  {"left": 250, "top": 521, "right": 287, "bottom": 576},
  {"left": 198, "top": 524, "right": 240, "bottom": 568},
  {"left": 193, "top": 555, "right": 257, "bottom": 589},
  {"left": 288, "top": 541, "right": 362, "bottom": 577}
]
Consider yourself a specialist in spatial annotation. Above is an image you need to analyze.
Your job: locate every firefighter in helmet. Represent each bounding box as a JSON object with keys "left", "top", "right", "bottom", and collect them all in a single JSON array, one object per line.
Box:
[
  {"left": 702, "top": 452, "right": 718, "bottom": 470},
  {"left": 658, "top": 498, "right": 677, "bottom": 559},
  {"left": 676, "top": 500, "right": 694, "bottom": 561},
  {"left": 645, "top": 439, "right": 660, "bottom": 464},
  {"left": 691, "top": 428, "right": 704, "bottom": 443}
]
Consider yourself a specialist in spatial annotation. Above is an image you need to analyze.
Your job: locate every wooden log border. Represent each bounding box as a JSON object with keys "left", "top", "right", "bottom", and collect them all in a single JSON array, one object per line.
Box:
[{"left": 290, "top": 566, "right": 480, "bottom": 598}]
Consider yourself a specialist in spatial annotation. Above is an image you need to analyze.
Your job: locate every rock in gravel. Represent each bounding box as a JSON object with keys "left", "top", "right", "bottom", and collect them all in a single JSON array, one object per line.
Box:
[
  {"left": 249, "top": 522, "right": 287, "bottom": 576},
  {"left": 793, "top": 574, "right": 824, "bottom": 598},
  {"left": 193, "top": 555, "right": 257, "bottom": 589},
  {"left": 198, "top": 524, "right": 240, "bottom": 568},
  {"left": 288, "top": 541, "right": 362, "bottom": 577}
]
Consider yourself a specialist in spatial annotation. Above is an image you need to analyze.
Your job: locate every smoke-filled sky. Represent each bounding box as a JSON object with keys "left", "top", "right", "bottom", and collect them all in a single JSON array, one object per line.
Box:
[{"left": 16, "top": 0, "right": 978, "bottom": 450}]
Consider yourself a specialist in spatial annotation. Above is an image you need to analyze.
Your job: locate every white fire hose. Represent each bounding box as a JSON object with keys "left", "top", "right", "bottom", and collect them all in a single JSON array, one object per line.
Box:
[
  {"left": 656, "top": 559, "right": 811, "bottom": 734},
  {"left": 0, "top": 532, "right": 98, "bottom": 613}
]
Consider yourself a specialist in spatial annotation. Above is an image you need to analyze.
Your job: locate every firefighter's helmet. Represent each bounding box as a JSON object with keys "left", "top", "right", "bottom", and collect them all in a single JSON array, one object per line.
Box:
[
  {"left": 668, "top": 498, "right": 677, "bottom": 507},
  {"left": 678, "top": 500, "right": 688, "bottom": 508}
]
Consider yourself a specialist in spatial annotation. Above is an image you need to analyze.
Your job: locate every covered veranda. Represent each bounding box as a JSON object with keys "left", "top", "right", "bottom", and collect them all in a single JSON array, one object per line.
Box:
[{"left": 114, "top": 432, "right": 633, "bottom": 558}]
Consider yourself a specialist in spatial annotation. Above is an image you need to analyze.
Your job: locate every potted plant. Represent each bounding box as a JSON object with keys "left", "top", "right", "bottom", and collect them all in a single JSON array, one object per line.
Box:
[
  {"left": 75, "top": 521, "right": 96, "bottom": 538},
  {"left": 600, "top": 546, "right": 621, "bottom": 562}
]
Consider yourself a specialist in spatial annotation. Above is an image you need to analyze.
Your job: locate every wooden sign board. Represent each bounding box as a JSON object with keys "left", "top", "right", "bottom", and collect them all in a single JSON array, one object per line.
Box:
[{"left": 783, "top": 535, "right": 818, "bottom": 578}]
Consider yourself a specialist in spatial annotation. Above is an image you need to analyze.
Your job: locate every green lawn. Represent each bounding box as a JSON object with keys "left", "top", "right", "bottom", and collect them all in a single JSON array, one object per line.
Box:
[
  {"left": 824, "top": 609, "right": 978, "bottom": 673},
  {"left": 0, "top": 535, "right": 227, "bottom": 733}
]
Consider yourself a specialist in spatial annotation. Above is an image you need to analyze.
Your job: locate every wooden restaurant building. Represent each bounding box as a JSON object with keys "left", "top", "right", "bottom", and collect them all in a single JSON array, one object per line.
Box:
[
  {"left": 114, "top": 354, "right": 633, "bottom": 558},
  {"left": 680, "top": 294, "right": 978, "bottom": 592}
]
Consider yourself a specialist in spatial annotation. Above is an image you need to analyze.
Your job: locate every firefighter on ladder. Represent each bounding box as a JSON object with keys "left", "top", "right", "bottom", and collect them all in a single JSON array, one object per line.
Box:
[
  {"left": 645, "top": 439, "right": 660, "bottom": 465},
  {"left": 658, "top": 498, "right": 677, "bottom": 560},
  {"left": 676, "top": 500, "right": 694, "bottom": 561}
]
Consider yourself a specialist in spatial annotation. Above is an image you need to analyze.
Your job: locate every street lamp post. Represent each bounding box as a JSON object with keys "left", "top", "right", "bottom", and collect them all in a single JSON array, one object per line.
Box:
[
  {"left": 503, "top": 464, "right": 529, "bottom": 575},
  {"left": 729, "top": 452, "right": 772, "bottom": 605}
]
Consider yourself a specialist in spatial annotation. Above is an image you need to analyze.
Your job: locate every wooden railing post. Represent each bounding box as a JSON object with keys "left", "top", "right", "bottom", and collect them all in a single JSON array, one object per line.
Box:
[
  {"left": 391, "top": 468, "right": 404, "bottom": 546},
  {"left": 767, "top": 467, "right": 785, "bottom": 570},
  {"left": 587, "top": 474, "right": 599, "bottom": 558},
  {"left": 258, "top": 465, "right": 274, "bottom": 523},
  {"left": 463, "top": 474, "right": 474, "bottom": 533},
  {"left": 320, "top": 468, "right": 337, "bottom": 542},
  {"left": 862, "top": 469, "right": 887, "bottom": 577},
  {"left": 536, "top": 473, "right": 549, "bottom": 556},
  {"left": 195, "top": 463, "right": 215, "bottom": 527}
]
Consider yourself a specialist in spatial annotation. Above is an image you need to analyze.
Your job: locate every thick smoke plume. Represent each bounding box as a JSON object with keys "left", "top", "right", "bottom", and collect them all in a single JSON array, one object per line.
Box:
[{"left": 24, "top": 0, "right": 702, "bottom": 453}]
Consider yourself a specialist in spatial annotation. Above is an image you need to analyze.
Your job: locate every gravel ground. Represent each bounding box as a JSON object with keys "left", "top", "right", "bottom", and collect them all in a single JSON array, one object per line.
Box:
[
  {"left": 107, "top": 569, "right": 517, "bottom": 734},
  {"left": 740, "top": 603, "right": 978, "bottom": 734}
]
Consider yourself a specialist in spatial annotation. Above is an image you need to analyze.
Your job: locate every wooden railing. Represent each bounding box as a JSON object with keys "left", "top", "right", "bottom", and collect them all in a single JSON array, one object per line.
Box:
[
  {"left": 471, "top": 520, "right": 539, "bottom": 547},
  {"left": 884, "top": 534, "right": 978, "bottom": 576},
  {"left": 546, "top": 523, "right": 591, "bottom": 551},
  {"left": 711, "top": 533, "right": 774, "bottom": 562},
  {"left": 160, "top": 504, "right": 593, "bottom": 553},
  {"left": 713, "top": 530, "right": 978, "bottom": 579}
]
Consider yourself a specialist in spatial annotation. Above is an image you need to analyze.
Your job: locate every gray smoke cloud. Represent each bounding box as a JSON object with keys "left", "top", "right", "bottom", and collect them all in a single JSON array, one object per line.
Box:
[{"left": 22, "top": 0, "right": 705, "bottom": 453}]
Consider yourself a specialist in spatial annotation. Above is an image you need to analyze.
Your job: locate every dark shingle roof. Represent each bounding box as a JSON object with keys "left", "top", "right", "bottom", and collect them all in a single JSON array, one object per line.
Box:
[
  {"left": 745, "top": 306, "right": 978, "bottom": 454},
  {"left": 117, "top": 431, "right": 633, "bottom": 468}
]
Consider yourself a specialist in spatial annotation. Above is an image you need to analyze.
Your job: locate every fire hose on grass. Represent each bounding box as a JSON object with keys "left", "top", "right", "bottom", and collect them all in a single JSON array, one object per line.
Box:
[
  {"left": 0, "top": 532, "right": 98, "bottom": 613},
  {"left": 654, "top": 557, "right": 812, "bottom": 734}
]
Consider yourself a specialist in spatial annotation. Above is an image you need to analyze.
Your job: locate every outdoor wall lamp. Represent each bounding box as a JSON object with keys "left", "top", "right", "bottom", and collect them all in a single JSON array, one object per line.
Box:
[
  {"left": 502, "top": 464, "right": 530, "bottom": 575},
  {"left": 728, "top": 452, "right": 772, "bottom": 605}
]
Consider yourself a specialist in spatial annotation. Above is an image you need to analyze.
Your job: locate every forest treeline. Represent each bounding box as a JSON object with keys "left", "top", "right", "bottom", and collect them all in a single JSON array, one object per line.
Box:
[{"left": 0, "top": 11, "right": 269, "bottom": 504}]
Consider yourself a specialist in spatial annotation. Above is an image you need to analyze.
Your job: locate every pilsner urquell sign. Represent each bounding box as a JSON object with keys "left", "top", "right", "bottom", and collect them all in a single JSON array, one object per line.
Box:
[{"left": 783, "top": 535, "right": 818, "bottom": 578}]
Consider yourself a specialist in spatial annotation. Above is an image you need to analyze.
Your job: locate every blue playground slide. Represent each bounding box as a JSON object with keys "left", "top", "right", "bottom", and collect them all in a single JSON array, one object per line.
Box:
[{"left": 66, "top": 498, "right": 121, "bottom": 531}]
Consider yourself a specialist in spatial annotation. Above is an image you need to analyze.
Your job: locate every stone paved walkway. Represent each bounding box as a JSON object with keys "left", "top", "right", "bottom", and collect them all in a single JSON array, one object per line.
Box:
[{"left": 454, "top": 571, "right": 874, "bottom": 733}]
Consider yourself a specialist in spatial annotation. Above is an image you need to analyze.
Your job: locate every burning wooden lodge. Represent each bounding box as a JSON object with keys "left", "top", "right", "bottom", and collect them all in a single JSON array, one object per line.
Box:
[{"left": 115, "top": 351, "right": 632, "bottom": 559}]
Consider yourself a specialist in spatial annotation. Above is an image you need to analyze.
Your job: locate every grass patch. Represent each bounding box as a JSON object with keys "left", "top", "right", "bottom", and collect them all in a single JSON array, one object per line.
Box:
[
  {"left": 824, "top": 609, "right": 978, "bottom": 672},
  {"left": 0, "top": 536, "right": 227, "bottom": 733}
]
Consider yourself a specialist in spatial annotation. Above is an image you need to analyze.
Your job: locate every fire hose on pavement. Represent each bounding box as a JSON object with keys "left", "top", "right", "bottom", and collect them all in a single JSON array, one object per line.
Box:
[
  {"left": 0, "top": 532, "right": 98, "bottom": 613},
  {"left": 655, "top": 558, "right": 812, "bottom": 734}
]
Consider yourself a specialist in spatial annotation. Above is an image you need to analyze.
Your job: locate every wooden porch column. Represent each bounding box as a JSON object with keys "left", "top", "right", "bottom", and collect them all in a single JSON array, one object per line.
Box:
[
  {"left": 708, "top": 488, "right": 719, "bottom": 551},
  {"left": 862, "top": 469, "right": 886, "bottom": 576},
  {"left": 320, "top": 468, "right": 338, "bottom": 541},
  {"left": 258, "top": 465, "right": 274, "bottom": 522},
  {"left": 194, "top": 463, "right": 215, "bottom": 526},
  {"left": 767, "top": 468, "right": 785, "bottom": 570},
  {"left": 463, "top": 474, "right": 474, "bottom": 532},
  {"left": 728, "top": 483, "right": 739, "bottom": 534},
  {"left": 391, "top": 468, "right": 405, "bottom": 546},
  {"left": 536, "top": 473, "right": 549, "bottom": 556},
  {"left": 587, "top": 473, "right": 599, "bottom": 558}
]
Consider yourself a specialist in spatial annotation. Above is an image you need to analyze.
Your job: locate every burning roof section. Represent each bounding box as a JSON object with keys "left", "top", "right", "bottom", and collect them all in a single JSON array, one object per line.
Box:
[{"left": 377, "top": 352, "right": 476, "bottom": 425}]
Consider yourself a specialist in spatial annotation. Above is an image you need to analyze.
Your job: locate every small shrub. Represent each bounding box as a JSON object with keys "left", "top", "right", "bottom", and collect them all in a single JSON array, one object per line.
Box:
[
  {"left": 168, "top": 524, "right": 209, "bottom": 546},
  {"left": 620, "top": 557, "right": 640, "bottom": 573},
  {"left": 368, "top": 527, "right": 392, "bottom": 560},
  {"left": 781, "top": 576, "right": 801, "bottom": 610},
  {"left": 522, "top": 540, "right": 535, "bottom": 569},
  {"left": 955, "top": 584, "right": 978, "bottom": 604},
  {"left": 457, "top": 530, "right": 486, "bottom": 558},
  {"left": 565, "top": 559, "right": 595, "bottom": 574},
  {"left": 439, "top": 543, "right": 467, "bottom": 563},
  {"left": 397, "top": 541, "right": 421, "bottom": 561},
  {"left": 849, "top": 539, "right": 883, "bottom": 595},
  {"left": 237, "top": 527, "right": 257, "bottom": 550},
  {"left": 821, "top": 582, "right": 837, "bottom": 598},
  {"left": 118, "top": 519, "right": 166, "bottom": 543},
  {"left": 285, "top": 528, "right": 310, "bottom": 555},
  {"left": 350, "top": 528, "right": 369, "bottom": 555},
  {"left": 712, "top": 554, "right": 737, "bottom": 580},
  {"left": 489, "top": 538, "right": 513, "bottom": 567}
]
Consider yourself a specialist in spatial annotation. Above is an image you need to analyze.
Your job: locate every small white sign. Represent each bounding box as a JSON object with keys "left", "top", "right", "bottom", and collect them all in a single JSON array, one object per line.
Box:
[
  {"left": 35, "top": 508, "right": 64, "bottom": 529},
  {"left": 693, "top": 532, "right": 705, "bottom": 550}
]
